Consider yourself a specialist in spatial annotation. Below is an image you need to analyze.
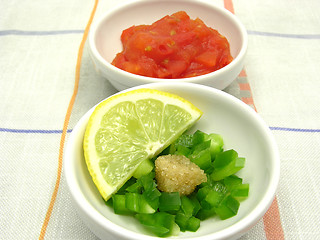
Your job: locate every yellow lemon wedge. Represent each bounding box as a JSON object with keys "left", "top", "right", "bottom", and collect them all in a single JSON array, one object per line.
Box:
[{"left": 83, "top": 88, "right": 202, "bottom": 200}]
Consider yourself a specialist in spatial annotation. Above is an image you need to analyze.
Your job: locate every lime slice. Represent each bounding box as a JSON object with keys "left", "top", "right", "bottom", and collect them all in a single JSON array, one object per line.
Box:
[{"left": 83, "top": 88, "right": 202, "bottom": 200}]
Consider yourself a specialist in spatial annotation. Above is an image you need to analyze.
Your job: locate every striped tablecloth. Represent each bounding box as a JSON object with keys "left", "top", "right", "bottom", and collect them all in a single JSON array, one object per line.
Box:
[{"left": 1, "top": 0, "right": 320, "bottom": 239}]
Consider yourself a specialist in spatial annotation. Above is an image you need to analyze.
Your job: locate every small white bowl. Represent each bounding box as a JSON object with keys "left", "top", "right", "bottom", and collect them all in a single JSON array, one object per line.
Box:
[
  {"left": 65, "top": 82, "right": 280, "bottom": 240},
  {"left": 88, "top": 0, "right": 248, "bottom": 91}
]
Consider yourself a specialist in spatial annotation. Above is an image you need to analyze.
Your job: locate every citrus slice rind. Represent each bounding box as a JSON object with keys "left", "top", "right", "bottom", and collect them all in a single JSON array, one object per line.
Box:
[{"left": 83, "top": 88, "right": 202, "bottom": 200}]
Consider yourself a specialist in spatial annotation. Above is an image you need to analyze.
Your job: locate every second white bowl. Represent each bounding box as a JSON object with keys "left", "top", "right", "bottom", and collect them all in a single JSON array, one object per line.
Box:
[
  {"left": 65, "top": 82, "right": 279, "bottom": 240},
  {"left": 89, "top": 0, "right": 248, "bottom": 90}
]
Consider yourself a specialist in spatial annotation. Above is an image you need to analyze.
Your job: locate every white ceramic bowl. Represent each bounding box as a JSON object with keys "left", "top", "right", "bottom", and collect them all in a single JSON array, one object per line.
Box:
[
  {"left": 65, "top": 82, "right": 280, "bottom": 240},
  {"left": 88, "top": 0, "right": 248, "bottom": 91}
]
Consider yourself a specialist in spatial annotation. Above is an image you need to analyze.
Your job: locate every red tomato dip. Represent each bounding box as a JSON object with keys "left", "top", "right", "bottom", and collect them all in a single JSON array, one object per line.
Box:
[{"left": 112, "top": 11, "right": 233, "bottom": 78}]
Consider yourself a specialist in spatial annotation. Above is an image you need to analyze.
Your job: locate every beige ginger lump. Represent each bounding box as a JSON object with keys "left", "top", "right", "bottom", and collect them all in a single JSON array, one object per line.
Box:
[{"left": 155, "top": 154, "right": 207, "bottom": 195}]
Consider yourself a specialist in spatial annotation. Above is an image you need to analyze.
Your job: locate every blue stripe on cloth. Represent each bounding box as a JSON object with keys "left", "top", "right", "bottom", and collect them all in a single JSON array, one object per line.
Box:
[
  {"left": 0, "top": 128, "right": 72, "bottom": 134},
  {"left": 0, "top": 29, "right": 84, "bottom": 36},
  {"left": 247, "top": 30, "right": 320, "bottom": 39},
  {"left": 269, "top": 126, "right": 320, "bottom": 133},
  {"left": 1, "top": 29, "right": 319, "bottom": 39},
  {"left": 1, "top": 127, "right": 319, "bottom": 134}
]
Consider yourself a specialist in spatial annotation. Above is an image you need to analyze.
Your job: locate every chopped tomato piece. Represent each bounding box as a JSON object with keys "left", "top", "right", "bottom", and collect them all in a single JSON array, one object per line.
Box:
[
  {"left": 195, "top": 51, "right": 218, "bottom": 68},
  {"left": 112, "top": 11, "right": 233, "bottom": 78}
]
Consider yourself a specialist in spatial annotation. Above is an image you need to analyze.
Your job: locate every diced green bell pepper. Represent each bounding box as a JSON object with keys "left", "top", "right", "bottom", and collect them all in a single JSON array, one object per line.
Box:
[
  {"left": 142, "top": 191, "right": 159, "bottom": 210},
  {"left": 204, "top": 133, "right": 224, "bottom": 158},
  {"left": 174, "top": 134, "right": 194, "bottom": 148},
  {"left": 159, "top": 192, "right": 181, "bottom": 212},
  {"left": 181, "top": 195, "right": 197, "bottom": 217},
  {"left": 175, "top": 212, "right": 189, "bottom": 231},
  {"left": 196, "top": 185, "right": 211, "bottom": 202},
  {"left": 175, "top": 212, "right": 200, "bottom": 232},
  {"left": 200, "top": 182, "right": 228, "bottom": 209},
  {"left": 191, "top": 140, "right": 211, "bottom": 154},
  {"left": 187, "top": 216, "right": 201, "bottom": 232},
  {"left": 117, "top": 177, "right": 137, "bottom": 194},
  {"left": 110, "top": 130, "right": 250, "bottom": 236},
  {"left": 174, "top": 130, "right": 205, "bottom": 149},
  {"left": 133, "top": 159, "right": 154, "bottom": 179},
  {"left": 125, "top": 192, "right": 156, "bottom": 214},
  {"left": 189, "top": 194, "right": 201, "bottom": 216},
  {"left": 196, "top": 207, "right": 216, "bottom": 220},
  {"left": 125, "top": 181, "right": 143, "bottom": 193},
  {"left": 211, "top": 150, "right": 245, "bottom": 181},
  {"left": 112, "top": 194, "right": 133, "bottom": 215},
  {"left": 135, "top": 212, "right": 179, "bottom": 237},
  {"left": 214, "top": 195, "right": 240, "bottom": 220},
  {"left": 138, "top": 172, "right": 156, "bottom": 191},
  {"left": 224, "top": 175, "right": 243, "bottom": 189},
  {"left": 189, "top": 148, "right": 212, "bottom": 171},
  {"left": 231, "top": 183, "right": 249, "bottom": 200},
  {"left": 175, "top": 145, "right": 191, "bottom": 156},
  {"left": 192, "top": 130, "right": 206, "bottom": 145}
]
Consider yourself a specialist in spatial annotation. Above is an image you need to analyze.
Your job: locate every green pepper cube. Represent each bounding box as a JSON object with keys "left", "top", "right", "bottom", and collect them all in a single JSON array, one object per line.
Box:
[
  {"left": 138, "top": 172, "right": 155, "bottom": 191},
  {"left": 112, "top": 194, "right": 133, "bottom": 215},
  {"left": 125, "top": 192, "right": 139, "bottom": 212},
  {"left": 159, "top": 192, "right": 181, "bottom": 212},
  {"left": 142, "top": 190, "right": 160, "bottom": 210},
  {"left": 190, "top": 130, "right": 207, "bottom": 148},
  {"left": 117, "top": 177, "right": 137, "bottom": 194},
  {"left": 196, "top": 185, "right": 211, "bottom": 202},
  {"left": 213, "top": 149, "right": 238, "bottom": 168},
  {"left": 175, "top": 212, "right": 200, "bottom": 232},
  {"left": 136, "top": 212, "right": 179, "bottom": 237},
  {"left": 201, "top": 182, "right": 228, "bottom": 209},
  {"left": 144, "top": 185, "right": 161, "bottom": 200},
  {"left": 189, "top": 194, "right": 201, "bottom": 216},
  {"left": 175, "top": 134, "right": 194, "bottom": 148},
  {"left": 135, "top": 213, "right": 171, "bottom": 237},
  {"left": 133, "top": 159, "right": 154, "bottom": 179},
  {"left": 180, "top": 194, "right": 201, "bottom": 217},
  {"left": 125, "top": 193, "right": 155, "bottom": 214},
  {"left": 214, "top": 195, "right": 240, "bottom": 220},
  {"left": 126, "top": 181, "right": 143, "bottom": 193},
  {"left": 175, "top": 212, "right": 189, "bottom": 231},
  {"left": 196, "top": 207, "right": 216, "bottom": 220},
  {"left": 190, "top": 148, "right": 212, "bottom": 171},
  {"left": 211, "top": 150, "right": 245, "bottom": 181},
  {"left": 201, "top": 189, "right": 224, "bottom": 210},
  {"left": 191, "top": 140, "right": 211, "bottom": 154},
  {"left": 224, "top": 175, "right": 243, "bottom": 190},
  {"left": 138, "top": 194, "right": 157, "bottom": 213},
  {"left": 231, "top": 183, "right": 249, "bottom": 200},
  {"left": 174, "top": 130, "right": 205, "bottom": 149},
  {"left": 181, "top": 195, "right": 196, "bottom": 217},
  {"left": 204, "top": 133, "right": 224, "bottom": 158},
  {"left": 186, "top": 216, "right": 201, "bottom": 232},
  {"left": 175, "top": 145, "right": 191, "bottom": 156},
  {"left": 154, "top": 212, "right": 178, "bottom": 234}
]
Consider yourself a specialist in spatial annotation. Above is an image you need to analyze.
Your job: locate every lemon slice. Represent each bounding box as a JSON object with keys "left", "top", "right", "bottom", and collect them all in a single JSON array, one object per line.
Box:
[{"left": 83, "top": 88, "right": 202, "bottom": 200}]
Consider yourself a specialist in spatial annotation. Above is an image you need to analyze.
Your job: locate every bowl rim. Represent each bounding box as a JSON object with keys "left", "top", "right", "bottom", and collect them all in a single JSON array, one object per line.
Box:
[
  {"left": 88, "top": 0, "right": 248, "bottom": 83},
  {"left": 64, "top": 82, "right": 280, "bottom": 240}
]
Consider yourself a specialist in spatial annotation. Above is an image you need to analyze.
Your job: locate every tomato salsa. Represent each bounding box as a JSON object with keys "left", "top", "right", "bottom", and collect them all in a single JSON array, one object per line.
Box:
[{"left": 112, "top": 11, "right": 233, "bottom": 79}]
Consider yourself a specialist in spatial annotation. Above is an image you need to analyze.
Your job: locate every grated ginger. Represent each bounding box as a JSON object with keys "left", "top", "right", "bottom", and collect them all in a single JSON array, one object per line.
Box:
[{"left": 155, "top": 154, "right": 207, "bottom": 195}]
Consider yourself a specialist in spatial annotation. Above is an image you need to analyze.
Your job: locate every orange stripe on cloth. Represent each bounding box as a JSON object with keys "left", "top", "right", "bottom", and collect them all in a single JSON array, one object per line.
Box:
[
  {"left": 239, "top": 69, "right": 247, "bottom": 77},
  {"left": 224, "top": 0, "right": 235, "bottom": 13},
  {"left": 224, "top": 1, "right": 284, "bottom": 239},
  {"left": 241, "top": 97, "right": 257, "bottom": 111},
  {"left": 38, "top": 1, "right": 99, "bottom": 239},
  {"left": 239, "top": 82, "right": 251, "bottom": 91},
  {"left": 263, "top": 198, "right": 285, "bottom": 240}
]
